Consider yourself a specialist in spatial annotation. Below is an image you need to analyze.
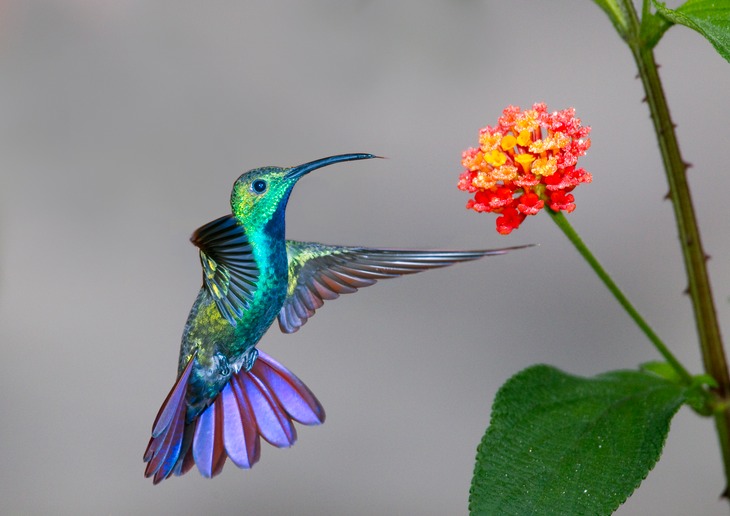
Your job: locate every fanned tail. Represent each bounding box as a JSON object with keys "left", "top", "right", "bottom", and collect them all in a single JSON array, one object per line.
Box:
[{"left": 143, "top": 351, "right": 325, "bottom": 484}]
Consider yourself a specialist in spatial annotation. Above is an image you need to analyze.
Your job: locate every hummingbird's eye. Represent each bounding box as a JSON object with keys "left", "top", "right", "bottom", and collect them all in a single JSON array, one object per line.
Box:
[{"left": 251, "top": 179, "right": 267, "bottom": 194}]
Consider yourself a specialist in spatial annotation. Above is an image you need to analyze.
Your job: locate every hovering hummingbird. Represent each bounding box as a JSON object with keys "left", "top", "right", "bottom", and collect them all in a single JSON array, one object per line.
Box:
[{"left": 144, "top": 153, "right": 527, "bottom": 483}]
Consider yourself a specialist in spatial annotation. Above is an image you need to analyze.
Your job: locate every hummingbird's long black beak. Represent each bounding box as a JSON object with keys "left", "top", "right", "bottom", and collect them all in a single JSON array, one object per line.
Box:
[{"left": 285, "top": 153, "right": 380, "bottom": 180}]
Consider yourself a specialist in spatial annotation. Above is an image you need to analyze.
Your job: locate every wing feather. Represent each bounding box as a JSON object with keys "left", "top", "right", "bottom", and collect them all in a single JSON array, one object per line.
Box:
[
  {"left": 279, "top": 241, "right": 530, "bottom": 333},
  {"left": 191, "top": 215, "right": 260, "bottom": 327}
]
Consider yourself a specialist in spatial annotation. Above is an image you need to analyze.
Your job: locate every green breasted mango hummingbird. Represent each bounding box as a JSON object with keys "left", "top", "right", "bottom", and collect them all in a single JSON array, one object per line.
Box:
[{"left": 144, "top": 153, "right": 528, "bottom": 483}]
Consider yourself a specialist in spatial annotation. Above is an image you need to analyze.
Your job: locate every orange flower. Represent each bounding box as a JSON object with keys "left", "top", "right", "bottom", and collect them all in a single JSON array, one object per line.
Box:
[{"left": 458, "top": 103, "right": 591, "bottom": 234}]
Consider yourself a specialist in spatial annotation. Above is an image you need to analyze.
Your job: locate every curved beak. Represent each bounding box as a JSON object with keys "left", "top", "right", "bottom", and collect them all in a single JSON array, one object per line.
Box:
[{"left": 285, "top": 153, "right": 380, "bottom": 180}]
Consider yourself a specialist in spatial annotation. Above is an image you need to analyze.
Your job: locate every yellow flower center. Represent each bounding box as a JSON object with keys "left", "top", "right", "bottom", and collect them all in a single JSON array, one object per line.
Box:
[
  {"left": 484, "top": 149, "right": 508, "bottom": 167},
  {"left": 516, "top": 130, "right": 533, "bottom": 147},
  {"left": 500, "top": 134, "right": 517, "bottom": 151},
  {"left": 514, "top": 153, "right": 535, "bottom": 173}
]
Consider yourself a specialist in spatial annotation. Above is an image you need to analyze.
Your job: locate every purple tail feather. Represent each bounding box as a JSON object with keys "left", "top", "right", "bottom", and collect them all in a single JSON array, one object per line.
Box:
[{"left": 144, "top": 351, "right": 325, "bottom": 484}]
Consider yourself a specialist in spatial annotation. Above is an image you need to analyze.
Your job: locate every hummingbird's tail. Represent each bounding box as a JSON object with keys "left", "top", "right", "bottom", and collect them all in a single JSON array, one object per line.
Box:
[{"left": 143, "top": 351, "right": 325, "bottom": 484}]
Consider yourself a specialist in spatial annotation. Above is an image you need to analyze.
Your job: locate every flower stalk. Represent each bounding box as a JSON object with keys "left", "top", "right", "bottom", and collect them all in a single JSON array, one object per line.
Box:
[{"left": 548, "top": 208, "right": 693, "bottom": 384}]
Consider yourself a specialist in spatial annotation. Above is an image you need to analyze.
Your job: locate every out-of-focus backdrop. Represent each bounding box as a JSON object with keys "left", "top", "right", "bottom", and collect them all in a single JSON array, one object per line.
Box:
[{"left": 1, "top": 1, "right": 728, "bottom": 514}]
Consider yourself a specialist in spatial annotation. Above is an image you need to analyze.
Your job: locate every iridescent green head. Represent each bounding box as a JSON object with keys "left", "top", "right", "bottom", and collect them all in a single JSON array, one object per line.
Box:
[{"left": 230, "top": 153, "right": 378, "bottom": 229}]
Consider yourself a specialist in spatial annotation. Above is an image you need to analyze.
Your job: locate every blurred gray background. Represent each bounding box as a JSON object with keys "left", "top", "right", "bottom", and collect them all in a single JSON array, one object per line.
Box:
[{"left": 1, "top": 1, "right": 728, "bottom": 514}]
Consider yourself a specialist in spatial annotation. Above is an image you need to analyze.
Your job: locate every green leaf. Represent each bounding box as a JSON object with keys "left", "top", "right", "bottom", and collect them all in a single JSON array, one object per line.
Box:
[
  {"left": 591, "top": 0, "right": 631, "bottom": 38},
  {"left": 653, "top": 0, "right": 730, "bottom": 62},
  {"left": 470, "top": 365, "right": 688, "bottom": 515},
  {"left": 639, "top": 361, "right": 714, "bottom": 415},
  {"left": 639, "top": 360, "right": 684, "bottom": 382}
]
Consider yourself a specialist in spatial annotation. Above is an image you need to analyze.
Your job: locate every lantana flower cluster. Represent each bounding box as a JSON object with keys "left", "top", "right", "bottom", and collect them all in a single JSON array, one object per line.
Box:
[{"left": 458, "top": 103, "right": 592, "bottom": 234}]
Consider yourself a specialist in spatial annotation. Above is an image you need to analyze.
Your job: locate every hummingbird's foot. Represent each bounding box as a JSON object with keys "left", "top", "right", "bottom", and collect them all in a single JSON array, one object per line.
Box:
[
  {"left": 219, "top": 348, "right": 259, "bottom": 376},
  {"left": 214, "top": 352, "right": 231, "bottom": 377},
  {"left": 242, "top": 347, "right": 259, "bottom": 372}
]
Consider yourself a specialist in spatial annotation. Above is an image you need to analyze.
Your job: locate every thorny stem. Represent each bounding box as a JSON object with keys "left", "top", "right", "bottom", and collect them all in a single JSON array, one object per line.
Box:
[{"left": 618, "top": 0, "right": 730, "bottom": 498}]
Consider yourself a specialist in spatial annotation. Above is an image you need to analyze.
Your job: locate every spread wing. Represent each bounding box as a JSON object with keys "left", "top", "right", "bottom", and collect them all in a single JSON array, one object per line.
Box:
[
  {"left": 191, "top": 215, "right": 260, "bottom": 327},
  {"left": 278, "top": 241, "right": 529, "bottom": 333}
]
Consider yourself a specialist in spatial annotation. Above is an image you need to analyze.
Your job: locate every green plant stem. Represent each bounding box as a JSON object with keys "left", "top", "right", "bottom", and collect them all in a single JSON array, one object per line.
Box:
[
  {"left": 548, "top": 209, "right": 692, "bottom": 384},
  {"left": 619, "top": 0, "right": 730, "bottom": 497}
]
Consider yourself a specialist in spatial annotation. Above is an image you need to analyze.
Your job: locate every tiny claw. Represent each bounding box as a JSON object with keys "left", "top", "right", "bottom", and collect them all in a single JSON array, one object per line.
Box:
[
  {"left": 242, "top": 348, "right": 259, "bottom": 372},
  {"left": 215, "top": 353, "right": 231, "bottom": 377}
]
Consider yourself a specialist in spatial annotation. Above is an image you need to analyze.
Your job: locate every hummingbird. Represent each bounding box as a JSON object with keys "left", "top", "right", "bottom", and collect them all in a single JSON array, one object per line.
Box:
[{"left": 143, "top": 153, "right": 527, "bottom": 484}]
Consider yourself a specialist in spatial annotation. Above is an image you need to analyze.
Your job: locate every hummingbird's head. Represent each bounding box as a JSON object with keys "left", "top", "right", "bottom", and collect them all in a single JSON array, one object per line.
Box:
[{"left": 230, "top": 153, "right": 379, "bottom": 230}]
